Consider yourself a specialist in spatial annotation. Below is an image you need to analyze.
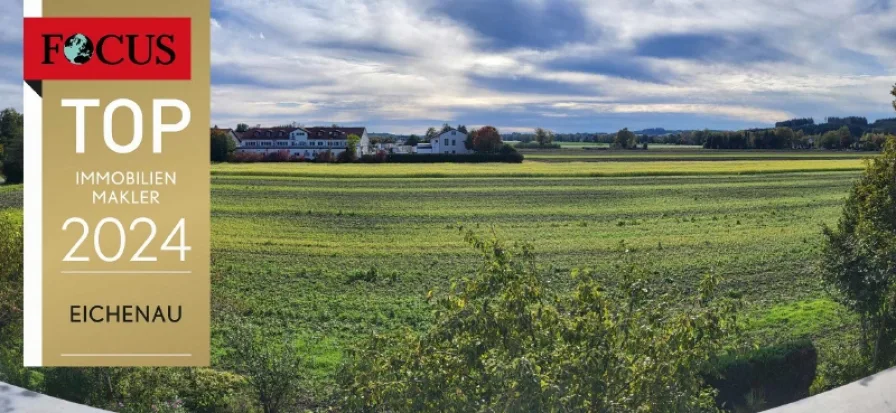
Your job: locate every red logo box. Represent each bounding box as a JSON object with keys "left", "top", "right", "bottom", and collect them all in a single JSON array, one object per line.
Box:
[{"left": 24, "top": 17, "right": 191, "bottom": 81}]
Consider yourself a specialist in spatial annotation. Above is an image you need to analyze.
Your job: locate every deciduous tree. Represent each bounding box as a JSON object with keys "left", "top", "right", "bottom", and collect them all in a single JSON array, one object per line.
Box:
[
  {"left": 472, "top": 126, "right": 503, "bottom": 152},
  {"left": 534, "top": 127, "right": 554, "bottom": 147},
  {"left": 1, "top": 109, "right": 23, "bottom": 184},
  {"left": 821, "top": 136, "right": 896, "bottom": 370},
  {"left": 613, "top": 128, "right": 637, "bottom": 149},
  {"left": 210, "top": 130, "right": 236, "bottom": 162},
  {"left": 339, "top": 231, "right": 741, "bottom": 412}
]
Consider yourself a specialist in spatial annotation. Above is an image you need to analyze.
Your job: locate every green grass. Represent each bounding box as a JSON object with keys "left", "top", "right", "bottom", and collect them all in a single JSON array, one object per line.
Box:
[
  {"left": 213, "top": 158, "right": 864, "bottom": 178},
  {"left": 0, "top": 158, "right": 865, "bottom": 403},
  {"left": 520, "top": 149, "right": 875, "bottom": 162}
]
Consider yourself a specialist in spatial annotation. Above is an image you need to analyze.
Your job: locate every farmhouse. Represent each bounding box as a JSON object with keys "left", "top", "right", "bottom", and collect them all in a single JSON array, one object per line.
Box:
[
  {"left": 416, "top": 129, "right": 472, "bottom": 154},
  {"left": 235, "top": 126, "right": 371, "bottom": 159}
]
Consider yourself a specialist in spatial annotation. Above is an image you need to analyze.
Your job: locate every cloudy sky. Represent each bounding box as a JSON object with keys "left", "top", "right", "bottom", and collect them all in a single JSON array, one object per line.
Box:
[{"left": 2, "top": 0, "right": 896, "bottom": 133}]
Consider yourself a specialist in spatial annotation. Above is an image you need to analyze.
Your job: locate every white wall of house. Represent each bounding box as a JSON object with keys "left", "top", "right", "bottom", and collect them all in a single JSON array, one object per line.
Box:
[
  {"left": 235, "top": 127, "right": 372, "bottom": 159},
  {"left": 428, "top": 130, "right": 470, "bottom": 154},
  {"left": 236, "top": 146, "right": 350, "bottom": 159}
]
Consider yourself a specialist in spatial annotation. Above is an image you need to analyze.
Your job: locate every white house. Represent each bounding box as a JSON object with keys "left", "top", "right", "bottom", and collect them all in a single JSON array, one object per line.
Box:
[
  {"left": 235, "top": 126, "right": 371, "bottom": 159},
  {"left": 415, "top": 129, "right": 471, "bottom": 154}
]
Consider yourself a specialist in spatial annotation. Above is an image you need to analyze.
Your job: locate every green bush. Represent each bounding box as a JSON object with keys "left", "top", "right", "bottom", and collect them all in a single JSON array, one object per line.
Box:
[
  {"left": 337, "top": 230, "right": 742, "bottom": 412},
  {"left": 705, "top": 339, "right": 817, "bottom": 411},
  {"left": 179, "top": 368, "right": 249, "bottom": 413},
  {"left": 211, "top": 130, "right": 237, "bottom": 162}
]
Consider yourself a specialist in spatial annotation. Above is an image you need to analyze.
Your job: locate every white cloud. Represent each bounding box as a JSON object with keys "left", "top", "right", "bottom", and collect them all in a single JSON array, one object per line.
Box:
[{"left": 0, "top": 0, "right": 894, "bottom": 130}]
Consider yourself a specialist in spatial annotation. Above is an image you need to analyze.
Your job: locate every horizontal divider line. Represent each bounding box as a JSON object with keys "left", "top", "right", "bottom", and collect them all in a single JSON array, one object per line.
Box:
[
  {"left": 61, "top": 271, "right": 192, "bottom": 274},
  {"left": 61, "top": 354, "right": 193, "bottom": 357}
]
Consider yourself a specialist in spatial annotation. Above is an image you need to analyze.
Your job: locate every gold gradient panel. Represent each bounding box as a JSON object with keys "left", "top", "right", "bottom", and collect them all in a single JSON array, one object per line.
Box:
[{"left": 40, "top": 0, "right": 210, "bottom": 366}]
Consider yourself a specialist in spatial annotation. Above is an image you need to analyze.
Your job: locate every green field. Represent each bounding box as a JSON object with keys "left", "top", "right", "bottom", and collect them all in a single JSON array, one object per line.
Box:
[
  {"left": 519, "top": 148, "right": 874, "bottom": 162},
  {"left": 0, "top": 156, "right": 869, "bottom": 403}
]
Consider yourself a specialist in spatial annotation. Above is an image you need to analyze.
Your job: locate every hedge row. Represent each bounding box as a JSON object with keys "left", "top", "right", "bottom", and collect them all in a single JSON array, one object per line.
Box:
[
  {"left": 227, "top": 151, "right": 524, "bottom": 164},
  {"left": 384, "top": 152, "right": 524, "bottom": 163},
  {"left": 705, "top": 339, "right": 817, "bottom": 411},
  {"left": 514, "top": 142, "right": 562, "bottom": 149}
]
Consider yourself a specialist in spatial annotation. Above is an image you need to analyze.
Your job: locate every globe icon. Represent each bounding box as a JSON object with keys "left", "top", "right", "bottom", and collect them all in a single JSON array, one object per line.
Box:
[{"left": 63, "top": 34, "right": 94, "bottom": 65}]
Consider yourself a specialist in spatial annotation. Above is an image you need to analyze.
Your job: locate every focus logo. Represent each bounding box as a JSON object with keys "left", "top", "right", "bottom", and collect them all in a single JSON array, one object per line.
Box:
[
  {"left": 24, "top": 18, "right": 191, "bottom": 80},
  {"left": 62, "top": 34, "right": 94, "bottom": 65}
]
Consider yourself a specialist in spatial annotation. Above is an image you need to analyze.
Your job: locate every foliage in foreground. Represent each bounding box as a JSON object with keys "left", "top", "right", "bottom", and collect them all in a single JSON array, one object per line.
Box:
[
  {"left": 706, "top": 339, "right": 817, "bottom": 411},
  {"left": 821, "top": 137, "right": 896, "bottom": 371},
  {"left": 222, "top": 324, "right": 310, "bottom": 413},
  {"left": 338, "top": 231, "right": 742, "bottom": 412}
]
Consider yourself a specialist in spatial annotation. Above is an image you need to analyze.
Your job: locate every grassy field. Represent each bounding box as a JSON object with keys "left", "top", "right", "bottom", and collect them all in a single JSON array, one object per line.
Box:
[
  {"left": 519, "top": 148, "right": 875, "bottom": 162},
  {"left": 0, "top": 156, "right": 868, "bottom": 402}
]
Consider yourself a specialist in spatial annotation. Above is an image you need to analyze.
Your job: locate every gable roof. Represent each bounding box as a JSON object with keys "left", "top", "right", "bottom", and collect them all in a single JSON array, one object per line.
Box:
[
  {"left": 305, "top": 127, "right": 367, "bottom": 140},
  {"left": 237, "top": 127, "right": 304, "bottom": 140}
]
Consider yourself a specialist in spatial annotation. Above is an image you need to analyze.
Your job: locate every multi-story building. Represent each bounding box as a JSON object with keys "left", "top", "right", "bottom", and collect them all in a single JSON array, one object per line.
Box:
[{"left": 234, "top": 126, "right": 371, "bottom": 159}]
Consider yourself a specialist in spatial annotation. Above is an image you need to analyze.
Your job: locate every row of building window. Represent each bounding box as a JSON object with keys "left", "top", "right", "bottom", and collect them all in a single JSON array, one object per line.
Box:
[
  {"left": 443, "top": 139, "right": 457, "bottom": 146},
  {"left": 243, "top": 141, "right": 347, "bottom": 147}
]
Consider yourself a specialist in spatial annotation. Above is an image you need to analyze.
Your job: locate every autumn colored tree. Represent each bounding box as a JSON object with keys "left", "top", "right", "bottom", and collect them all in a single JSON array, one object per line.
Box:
[{"left": 472, "top": 126, "right": 503, "bottom": 152}]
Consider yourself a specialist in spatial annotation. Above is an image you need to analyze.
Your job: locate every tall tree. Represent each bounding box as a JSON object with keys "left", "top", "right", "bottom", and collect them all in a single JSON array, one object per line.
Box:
[
  {"left": 821, "top": 137, "right": 896, "bottom": 370},
  {"left": 838, "top": 126, "right": 853, "bottom": 149},
  {"left": 534, "top": 127, "right": 554, "bottom": 147},
  {"left": 236, "top": 123, "right": 249, "bottom": 133},
  {"left": 457, "top": 125, "right": 468, "bottom": 134},
  {"left": 472, "top": 126, "right": 503, "bottom": 152},
  {"left": 425, "top": 127, "right": 438, "bottom": 141},
  {"left": 440, "top": 123, "right": 453, "bottom": 134},
  {"left": 613, "top": 128, "right": 637, "bottom": 149},
  {"left": 1, "top": 108, "right": 24, "bottom": 184},
  {"left": 344, "top": 134, "right": 361, "bottom": 161},
  {"left": 210, "top": 130, "right": 236, "bottom": 162}
]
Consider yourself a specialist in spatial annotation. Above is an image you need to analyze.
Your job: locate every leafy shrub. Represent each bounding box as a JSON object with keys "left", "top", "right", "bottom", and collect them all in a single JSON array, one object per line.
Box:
[
  {"left": 705, "top": 339, "right": 817, "bottom": 411},
  {"left": 179, "top": 368, "right": 249, "bottom": 413},
  {"left": 229, "top": 152, "right": 265, "bottom": 163},
  {"left": 338, "top": 230, "right": 741, "bottom": 412},
  {"left": 315, "top": 150, "right": 335, "bottom": 163},
  {"left": 0, "top": 213, "right": 28, "bottom": 387},
  {"left": 0, "top": 212, "right": 22, "bottom": 332},
  {"left": 211, "top": 131, "right": 237, "bottom": 162},
  {"left": 264, "top": 150, "right": 291, "bottom": 162},
  {"left": 821, "top": 137, "right": 896, "bottom": 369},
  {"left": 810, "top": 339, "right": 871, "bottom": 395},
  {"left": 224, "top": 323, "right": 309, "bottom": 413},
  {"left": 358, "top": 150, "right": 389, "bottom": 163},
  {"left": 1, "top": 140, "right": 22, "bottom": 184}
]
